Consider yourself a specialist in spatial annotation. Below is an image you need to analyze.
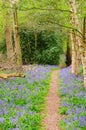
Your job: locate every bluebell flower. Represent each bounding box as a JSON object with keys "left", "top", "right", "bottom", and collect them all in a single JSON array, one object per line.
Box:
[
  {"left": 0, "top": 117, "right": 4, "bottom": 123},
  {"left": 3, "top": 109, "right": 8, "bottom": 115},
  {"left": 0, "top": 100, "right": 3, "bottom": 105},
  {"left": 10, "top": 117, "right": 18, "bottom": 124},
  {"left": 10, "top": 128, "right": 19, "bottom": 130},
  {"left": 79, "top": 116, "right": 86, "bottom": 127}
]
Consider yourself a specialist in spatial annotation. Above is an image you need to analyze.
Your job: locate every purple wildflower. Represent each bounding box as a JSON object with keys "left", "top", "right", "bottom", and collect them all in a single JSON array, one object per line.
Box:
[
  {"left": 17, "top": 112, "right": 22, "bottom": 117},
  {"left": 79, "top": 116, "right": 86, "bottom": 127},
  {"left": 0, "top": 117, "right": 4, "bottom": 123},
  {"left": 0, "top": 100, "right": 3, "bottom": 105},
  {"left": 18, "top": 86, "right": 24, "bottom": 91},
  {"left": 10, "top": 128, "right": 19, "bottom": 130},
  {"left": 3, "top": 109, "right": 8, "bottom": 115},
  {"left": 10, "top": 117, "right": 18, "bottom": 124}
]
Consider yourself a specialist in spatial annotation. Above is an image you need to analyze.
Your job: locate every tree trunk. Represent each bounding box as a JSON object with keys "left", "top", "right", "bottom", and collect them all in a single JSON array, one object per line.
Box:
[
  {"left": 70, "top": 0, "right": 86, "bottom": 86},
  {"left": 0, "top": 73, "right": 25, "bottom": 79},
  {"left": 5, "top": 12, "right": 15, "bottom": 65},
  {"left": 70, "top": 0, "right": 79, "bottom": 75},
  {"left": 70, "top": 30, "right": 78, "bottom": 75},
  {"left": 65, "top": 35, "right": 71, "bottom": 67},
  {"left": 83, "top": 17, "right": 86, "bottom": 44},
  {"left": 82, "top": 17, "right": 86, "bottom": 85},
  {"left": 3, "top": 0, "right": 15, "bottom": 68},
  {"left": 13, "top": 5, "right": 22, "bottom": 72},
  {"left": 34, "top": 31, "right": 37, "bottom": 50}
]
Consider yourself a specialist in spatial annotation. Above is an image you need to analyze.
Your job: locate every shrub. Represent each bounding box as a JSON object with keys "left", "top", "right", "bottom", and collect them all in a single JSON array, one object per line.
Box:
[
  {"left": 20, "top": 28, "right": 65, "bottom": 65},
  {"left": 0, "top": 27, "right": 66, "bottom": 65}
]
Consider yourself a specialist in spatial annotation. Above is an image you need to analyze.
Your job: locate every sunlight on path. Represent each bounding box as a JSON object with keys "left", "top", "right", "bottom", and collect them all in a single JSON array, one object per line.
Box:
[{"left": 43, "top": 70, "right": 61, "bottom": 130}]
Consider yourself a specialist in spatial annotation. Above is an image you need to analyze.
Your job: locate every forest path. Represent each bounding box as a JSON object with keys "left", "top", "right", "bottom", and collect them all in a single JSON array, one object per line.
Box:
[{"left": 43, "top": 70, "right": 61, "bottom": 130}]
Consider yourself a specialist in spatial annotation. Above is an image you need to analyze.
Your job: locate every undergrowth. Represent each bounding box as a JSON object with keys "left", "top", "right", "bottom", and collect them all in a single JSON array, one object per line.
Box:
[{"left": 59, "top": 66, "right": 86, "bottom": 130}]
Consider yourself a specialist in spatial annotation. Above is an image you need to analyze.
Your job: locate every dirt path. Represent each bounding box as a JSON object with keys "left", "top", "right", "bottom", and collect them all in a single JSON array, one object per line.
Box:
[{"left": 43, "top": 70, "right": 61, "bottom": 130}]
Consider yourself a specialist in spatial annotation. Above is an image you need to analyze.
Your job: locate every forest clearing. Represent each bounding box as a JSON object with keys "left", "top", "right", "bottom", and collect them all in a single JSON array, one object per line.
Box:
[{"left": 0, "top": 0, "right": 86, "bottom": 130}]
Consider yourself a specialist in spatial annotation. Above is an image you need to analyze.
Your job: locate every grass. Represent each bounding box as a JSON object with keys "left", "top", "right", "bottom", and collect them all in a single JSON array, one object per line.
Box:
[
  {"left": 0, "top": 65, "right": 58, "bottom": 130},
  {"left": 59, "top": 66, "right": 86, "bottom": 130}
]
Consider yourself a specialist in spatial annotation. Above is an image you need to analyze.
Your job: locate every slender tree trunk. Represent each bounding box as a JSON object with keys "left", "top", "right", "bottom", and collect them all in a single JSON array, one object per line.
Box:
[
  {"left": 70, "top": 0, "right": 86, "bottom": 86},
  {"left": 83, "top": 17, "right": 86, "bottom": 44},
  {"left": 34, "top": 31, "right": 37, "bottom": 50},
  {"left": 65, "top": 35, "right": 71, "bottom": 67},
  {"left": 5, "top": 12, "right": 14, "bottom": 62},
  {"left": 3, "top": 0, "right": 15, "bottom": 69},
  {"left": 13, "top": 5, "right": 22, "bottom": 71},
  {"left": 82, "top": 17, "right": 86, "bottom": 85}
]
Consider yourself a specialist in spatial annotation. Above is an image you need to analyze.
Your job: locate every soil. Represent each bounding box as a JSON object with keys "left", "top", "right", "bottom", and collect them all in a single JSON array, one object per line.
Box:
[{"left": 43, "top": 70, "right": 61, "bottom": 130}]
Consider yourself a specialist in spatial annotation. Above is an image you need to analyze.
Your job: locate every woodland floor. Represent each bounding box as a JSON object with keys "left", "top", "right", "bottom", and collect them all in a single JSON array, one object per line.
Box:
[
  {"left": 43, "top": 70, "right": 61, "bottom": 130},
  {"left": 1, "top": 66, "right": 84, "bottom": 129}
]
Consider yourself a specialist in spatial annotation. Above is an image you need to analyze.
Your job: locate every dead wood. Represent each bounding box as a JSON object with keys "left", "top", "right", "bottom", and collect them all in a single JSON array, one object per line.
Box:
[{"left": 0, "top": 73, "right": 25, "bottom": 79}]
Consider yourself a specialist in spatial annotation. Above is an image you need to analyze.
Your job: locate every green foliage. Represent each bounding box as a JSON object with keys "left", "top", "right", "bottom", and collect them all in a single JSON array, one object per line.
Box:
[
  {"left": 0, "top": 27, "right": 65, "bottom": 65},
  {"left": 20, "top": 28, "right": 65, "bottom": 65},
  {"left": 59, "top": 67, "right": 86, "bottom": 130},
  {"left": 20, "top": 27, "right": 31, "bottom": 64},
  {"left": 0, "top": 0, "right": 70, "bottom": 65},
  {"left": 0, "top": 38, "right": 6, "bottom": 55},
  {"left": 78, "top": 65, "right": 83, "bottom": 75},
  {"left": 59, "top": 106, "right": 68, "bottom": 115},
  {"left": 59, "top": 54, "right": 66, "bottom": 68},
  {"left": 0, "top": 66, "right": 52, "bottom": 130}
]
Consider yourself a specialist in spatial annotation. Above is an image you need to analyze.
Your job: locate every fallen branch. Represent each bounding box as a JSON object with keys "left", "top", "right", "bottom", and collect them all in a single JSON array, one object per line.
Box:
[{"left": 0, "top": 73, "right": 25, "bottom": 79}]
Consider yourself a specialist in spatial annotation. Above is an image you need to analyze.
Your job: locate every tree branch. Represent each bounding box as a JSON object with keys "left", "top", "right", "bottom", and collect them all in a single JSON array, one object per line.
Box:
[
  {"left": 19, "top": 7, "right": 71, "bottom": 13},
  {"left": 47, "top": 20, "right": 83, "bottom": 38}
]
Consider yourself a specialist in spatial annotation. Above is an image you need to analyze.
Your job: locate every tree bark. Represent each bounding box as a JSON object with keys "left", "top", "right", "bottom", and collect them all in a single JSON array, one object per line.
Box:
[
  {"left": 82, "top": 17, "right": 86, "bottom": 85},
  {"left": 13, "top": 5, "right": 22, "bottom": 72},
  {"left": 70, "top": 30, "right": 78, "bottom": 75},
  {"left": 70, "top": 0, "right": 86, "bottom": 86},
  {"left": 3, "top": 0, "right": 15, "bottom": 67},
  {"left": 34, "top": 31, "right": 37, "bottom": 50},
  {"left": 0, "top": 73, "right": 25, "bottom": 79},
  {"left": 65, "top": 35, "right": 71, "bottom": 67},
  {"left": 83, "top": 17, "right": 86, "bottom": 44},
  {"left": 5, "top": 12, "right": 15, "bottom": 64},
  {"left": 70, "top": 0, "right": 79, "bottom": 75}
]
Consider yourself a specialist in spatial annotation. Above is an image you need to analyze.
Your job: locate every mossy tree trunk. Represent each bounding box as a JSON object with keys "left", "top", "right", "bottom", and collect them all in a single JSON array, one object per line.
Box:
[
  {"left": 5, "top": 12, "right": 14, "bottom": 63},
  {"left": 3, "top": 0, "right": 16, "bottom": 70},
  {"left": 13, "top": 5, "right": 22, "bottom": 72}
]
